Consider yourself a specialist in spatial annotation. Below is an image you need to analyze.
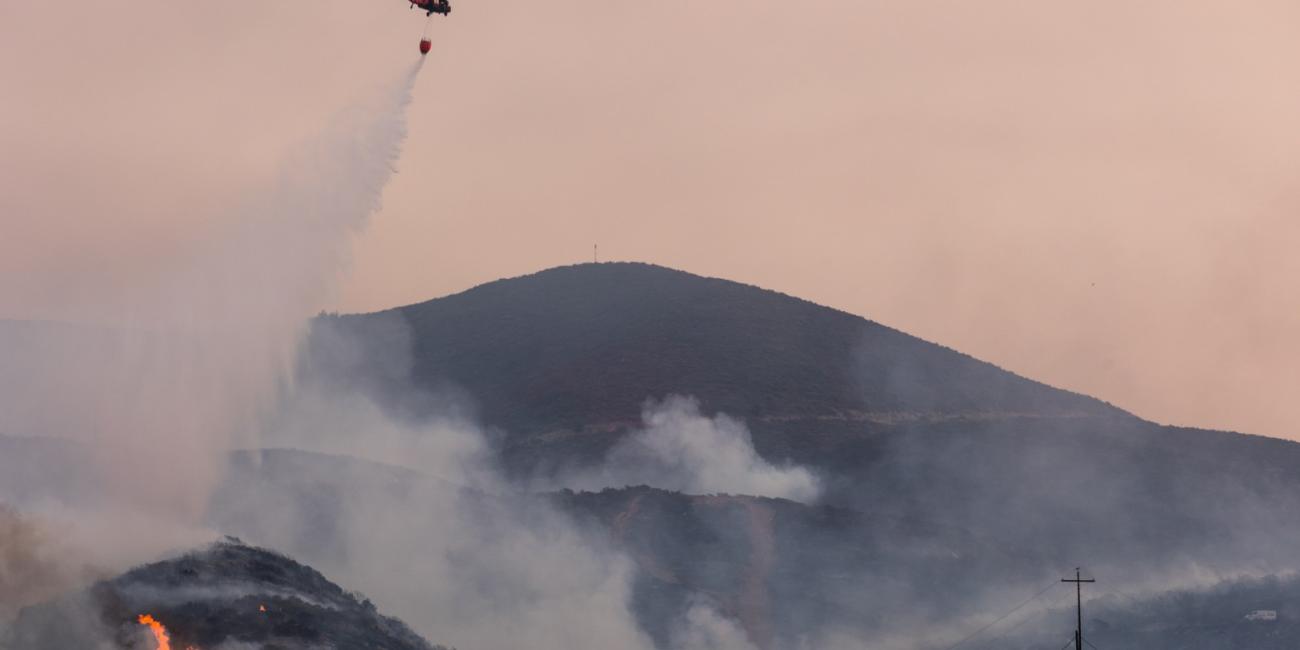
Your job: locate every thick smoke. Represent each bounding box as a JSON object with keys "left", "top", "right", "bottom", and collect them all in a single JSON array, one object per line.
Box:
[
  {"left": 670, "top": 599, "right": 759, "bottom": 650},
  {"left": 4, "top": 55, "right": 768, "bottom": 650},
  {"left": 209, "top": 320, "right": 743, "bottom": 650},
  {"left": 561, "top": 396, "right": 821, "bottom": 503},
  {"left": 1, "top": 60, "right": 424, "bottom": 641},
  {"left": 0, "top": 60, "right": 424, "bottom": 521},
  {"left": 0, "top": 504, "right": 213, "bottom": 645},
  {"left": 0, "top": 506, "right": 75, "bottom": 623}
]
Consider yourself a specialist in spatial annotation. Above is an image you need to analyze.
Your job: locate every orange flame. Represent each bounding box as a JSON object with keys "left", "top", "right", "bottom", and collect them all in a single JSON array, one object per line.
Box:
[
  {"left": 137, "top": 614, "right": 200, "bottom": 650},
  {"left": 138, "top": 614, "right": 171, "bottom": 650}
]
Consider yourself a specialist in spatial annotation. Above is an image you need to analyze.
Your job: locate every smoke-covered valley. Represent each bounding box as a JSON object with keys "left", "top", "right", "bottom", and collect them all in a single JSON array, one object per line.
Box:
[
  {"left": 3, "top": 38, "right": 1300, "bottom": 650},
  {"left": 265, "top": 266, "right": 1300, "bottom": 649},
  {"left": 9, "top": 258, "right": 1300, "bottom": 649}
]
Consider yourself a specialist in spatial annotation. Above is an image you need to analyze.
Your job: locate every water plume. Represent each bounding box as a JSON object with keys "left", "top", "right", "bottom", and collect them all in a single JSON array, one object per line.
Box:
[{"left": 0, "top": 59, "right": 425, "bottom": 608}]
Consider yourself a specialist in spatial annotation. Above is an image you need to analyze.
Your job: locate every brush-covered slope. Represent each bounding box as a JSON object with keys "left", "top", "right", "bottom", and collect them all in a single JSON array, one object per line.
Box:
[{"left": 5, "top": 540, "right": 446, "bottom": 650}]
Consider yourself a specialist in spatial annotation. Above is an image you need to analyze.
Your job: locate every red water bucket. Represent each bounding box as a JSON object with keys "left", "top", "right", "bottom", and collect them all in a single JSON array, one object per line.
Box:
[{"left": 419, "top": 38, "right": 432, "bottom": 55}]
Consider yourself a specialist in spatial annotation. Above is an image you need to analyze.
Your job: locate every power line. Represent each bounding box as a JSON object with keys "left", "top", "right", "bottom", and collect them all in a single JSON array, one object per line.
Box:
[
  {"left": 980, "top": 582, "right": 1073, "bottom": 647},
  {"left": 941, "top": 580, "right": 1061, "bottom": 650}
]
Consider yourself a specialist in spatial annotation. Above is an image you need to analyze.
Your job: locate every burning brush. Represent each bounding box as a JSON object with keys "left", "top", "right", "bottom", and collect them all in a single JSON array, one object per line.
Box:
[{"left": 138, "top": 614, "right": 197, "bottom": 650}]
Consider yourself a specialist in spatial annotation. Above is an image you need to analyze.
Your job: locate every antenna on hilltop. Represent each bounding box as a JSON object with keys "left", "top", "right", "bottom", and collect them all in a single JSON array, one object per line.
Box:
[{"left": 594, "top": 244, "right": 599, "bottom": 264}]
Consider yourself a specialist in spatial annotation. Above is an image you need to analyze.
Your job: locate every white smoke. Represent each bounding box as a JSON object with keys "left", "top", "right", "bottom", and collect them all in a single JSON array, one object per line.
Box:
[
  {"left": 0, "top": 60, "right": 425, "bottom": 639},
  {"left": 209, "top": 319, "right": 779, "bottom": 650},
  {"left": 3, "top": 57, "right": 704, "bottom": 650},
  {"left": 564, "top": 395, "right": 821, "bottom": 503},
  {"left": 670, "top": 600, "right": 760, "bottom": 650},
  {"left": 0, "top": 61, "right": 423, "bottom": 521},
  {"left": 1, "top": 56, "right": 788, "bottom": 650},
  {"left": 222, "top": 371, "right": 661, "bottom": 650}
]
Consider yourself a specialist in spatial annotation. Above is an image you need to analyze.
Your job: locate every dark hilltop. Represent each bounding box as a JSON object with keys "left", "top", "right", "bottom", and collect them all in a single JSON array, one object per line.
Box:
[
  {"left": 6, "top": 540, "right": 448, "bottom": 650},
  {"left": 312, "top": 262, "right": 1121, "bottom": 438}
]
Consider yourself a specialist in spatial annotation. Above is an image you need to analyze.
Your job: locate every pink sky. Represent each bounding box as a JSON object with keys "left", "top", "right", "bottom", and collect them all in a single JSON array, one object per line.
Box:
[{"left": 3, "top": 0, "right": 1298, "bottom": 438}]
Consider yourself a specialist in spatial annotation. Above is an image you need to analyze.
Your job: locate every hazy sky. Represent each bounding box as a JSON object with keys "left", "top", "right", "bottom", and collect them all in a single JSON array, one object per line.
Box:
[{"left": 3, "top": 1, "right": 1298, "bottom": 439}]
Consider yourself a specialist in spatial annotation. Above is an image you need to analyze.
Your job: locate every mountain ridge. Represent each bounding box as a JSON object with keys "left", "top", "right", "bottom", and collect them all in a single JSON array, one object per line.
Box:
[{"left": 312, "top": 262, "right": 1128, "bottom": 444}]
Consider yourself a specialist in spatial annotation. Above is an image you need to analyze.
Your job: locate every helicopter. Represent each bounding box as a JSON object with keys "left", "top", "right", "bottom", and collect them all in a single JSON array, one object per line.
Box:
[
  {"left": 410, "top": 0, "right": 451, "bottom": 16},
  {"left": 408, "top": 0, "right": 451, "bottom": 54}
]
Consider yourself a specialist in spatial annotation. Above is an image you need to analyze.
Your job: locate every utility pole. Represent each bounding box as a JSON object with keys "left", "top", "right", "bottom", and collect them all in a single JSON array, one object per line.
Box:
[
  {"left": 594, "top": 244, "right": 598, "bottom": 264},
  {"left": 1062, "top": 568, "right": 1095, "bottom": 650}
]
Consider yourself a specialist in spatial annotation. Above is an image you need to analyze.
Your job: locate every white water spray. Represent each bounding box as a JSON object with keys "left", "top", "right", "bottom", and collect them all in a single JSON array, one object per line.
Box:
[{"left": 0, "top": 61, "right": 424, "bottom": 524}]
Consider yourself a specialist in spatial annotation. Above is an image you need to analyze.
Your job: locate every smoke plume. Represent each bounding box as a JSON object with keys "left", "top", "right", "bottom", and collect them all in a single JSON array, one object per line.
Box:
[
  {"left": 1, "top": 59, "right": 424, "bottom": 641},
  {"left": 562, "top": 396, "right": 821, "bottom": 503},
  {"left": 3, "top": 55, "right": 739, "bottom": 650},
  {"left": 210, "top": 322, "right": 731, "bottom": 650},
  {"left": 0, "top": 60, "right": 422, "bottom": 516}
]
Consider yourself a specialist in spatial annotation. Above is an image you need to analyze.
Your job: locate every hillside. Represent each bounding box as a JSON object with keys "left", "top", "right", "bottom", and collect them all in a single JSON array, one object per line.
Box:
[
  {"left": 8, "top": 264, "right": 1300, "bottom": 648},
  {"left": 554, "top": 486, "right": 1048, "bottom": 649},
  {"left": 307, "top": 263, "right": 1127, "bottom": 469},
  {"left": 5, "top": 540, "right": 445, "bottom": 650},
  {"left": 305, "top": 264, "right": 1300, "bottom": 562}
]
